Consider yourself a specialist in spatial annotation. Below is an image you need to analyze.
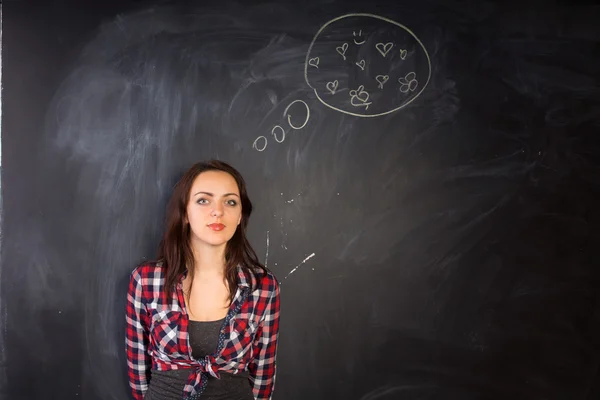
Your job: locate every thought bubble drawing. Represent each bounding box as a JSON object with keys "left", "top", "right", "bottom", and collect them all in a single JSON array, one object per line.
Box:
[
  {"left": 305, "top": 13, "right": 431, "bottom": 117},
  {"left": 251, "top": 100, "right": 310, "bottom": 152}
]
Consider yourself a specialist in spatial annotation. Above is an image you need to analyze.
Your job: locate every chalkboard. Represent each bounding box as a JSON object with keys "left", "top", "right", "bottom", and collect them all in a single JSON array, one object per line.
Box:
[{"left": 2, "top": 0, "right": 600, "bottom": 399}]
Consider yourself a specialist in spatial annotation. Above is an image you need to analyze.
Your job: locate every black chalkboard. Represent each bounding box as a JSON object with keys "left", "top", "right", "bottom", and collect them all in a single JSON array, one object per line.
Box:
[{"left": 2, "top": 0, "right": 600, "bottom": 399}]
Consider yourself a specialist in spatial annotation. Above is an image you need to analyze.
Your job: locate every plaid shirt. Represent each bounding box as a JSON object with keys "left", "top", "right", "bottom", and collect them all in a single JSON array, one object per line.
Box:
[{"left": 125, "top": 263, "right": 280, "bottom": 400}]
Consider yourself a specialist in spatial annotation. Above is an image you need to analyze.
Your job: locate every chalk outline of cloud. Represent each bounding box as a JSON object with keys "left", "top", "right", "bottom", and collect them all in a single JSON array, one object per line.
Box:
[{"left": 304, "top": 13, "right": 432, "bottom": 118}]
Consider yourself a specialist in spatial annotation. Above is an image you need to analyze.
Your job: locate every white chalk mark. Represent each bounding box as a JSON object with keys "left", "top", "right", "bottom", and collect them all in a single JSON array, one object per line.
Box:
[
  {"left": 285, "top": 253, "right": 316, "bottom": 279},
  {"left": 398, "top": 72, "right": 418, "bottom": 93},
  {"left": 283, "top": 99, "right": 310, "bottom": 130},
  {"left": 252, "top": 136, "right": 267, "bottom": 151},
  {"left": 349, "top": 85, "right": 372, "bottom": 110},
  {"left": 375, "top": 42, "right": 394, "bottom": 57},
  {"left": 355, "top": 59, "right": 366, "bottom": 70},
  {"left": 336, "top": 42, "right": 348, "bottom": 60},
  {"left": 353, "top": 30, "right": 365, "bottom": 45},
  {"left": 265, "top": 231, "right": 270, "bottom": 267},
  {"left": 271, "top": 125, "right": 285, "bottom": 143},
  {"left": 399, "top": 49, "right": 407, "bottom": 59},
  {"left": 285, "top": 192, "right": 302, "bottom": 203},
  {"left": 326, "top": 80, "right": 339, "bottom": 95},
  {"left": 350, "top": 85, "right": 370, "bottom": 102},
  {"left": 255, "top": 100, "right": 310, "bottom": 153},
  {"left": 375, "top": 75, "right": 389, "bottom": 89},
  {"left": 304, "top": 13, "right": 432, "bottom": 118},
  {"left": 308, "top": 57, "right": 320, "bottom": 68}
]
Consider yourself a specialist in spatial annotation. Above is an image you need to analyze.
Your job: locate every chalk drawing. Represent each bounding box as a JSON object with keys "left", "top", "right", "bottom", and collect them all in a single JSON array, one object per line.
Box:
[
  {"left": 304, "top": 13, "right": 432, "bottom": 117},
  {"left": 271, "top": 125, "right": 285, "bottom": 143},
  {"left": 375, "top": 42, "right": 394, "bottom": 57},
  {"left": 252, "top": 100, "right": 310, "bottom": 151},
  {"left": 326, "top": 80, "right": 339, "bottom": 95},
  {"left": 252, "top": 136, "right": 267, "bottom": 152},
  {"left": 283, "top": 99, "right": 310, "bottom": 130},
  {"left": 375, "top": 75, "right": 389, "bottom": 89},
  {"left": 398, "top": 72, "right": 418, "bottom": 93},
  {"left": 353, "top": 30, "right": 365, "bottom": 45},
  {"left": 265, "top": 231, "right": 270, "bottom": 267},
  {"left": 285, "top": 253, "right": 316, "bottom": 279},
  {"left": 349, "top": 85, "right": 372, "bottom": 110},
  {"left": 336, "top": 43, "right": 349, "bottom": 60}
]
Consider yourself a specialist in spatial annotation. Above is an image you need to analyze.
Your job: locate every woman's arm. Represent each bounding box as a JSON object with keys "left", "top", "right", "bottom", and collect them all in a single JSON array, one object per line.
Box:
[
  {"left": 125, "top": 267, "right": 152, "bottom": 400},
  {"left": 248, "top": 277, "right": 281, "bottom": 400}
]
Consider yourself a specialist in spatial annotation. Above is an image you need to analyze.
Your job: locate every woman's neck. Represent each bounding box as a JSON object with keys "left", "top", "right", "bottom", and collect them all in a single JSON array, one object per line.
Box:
[{"left": 190, "top": 241, "right": 227, "bottom": 279}]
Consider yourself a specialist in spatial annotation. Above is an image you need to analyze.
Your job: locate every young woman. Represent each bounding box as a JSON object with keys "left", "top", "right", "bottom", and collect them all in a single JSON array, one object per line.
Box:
[{"left": 126, "top": 160, "right": 280, "bottom": 400}]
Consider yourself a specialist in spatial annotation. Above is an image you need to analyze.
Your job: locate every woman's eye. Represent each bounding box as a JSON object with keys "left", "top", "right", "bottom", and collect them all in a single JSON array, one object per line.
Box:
[
  {"left": 226, "top": 199, "right": 238, "bottom": 206},
  {"left": 197, "top": 198, "right": 209, "bottom": 205}
]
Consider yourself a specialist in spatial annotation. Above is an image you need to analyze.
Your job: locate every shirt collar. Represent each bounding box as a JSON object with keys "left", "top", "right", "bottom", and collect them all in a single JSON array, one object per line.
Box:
[{"left": 236, "top": 264, "right": 255, "bottom": 289}]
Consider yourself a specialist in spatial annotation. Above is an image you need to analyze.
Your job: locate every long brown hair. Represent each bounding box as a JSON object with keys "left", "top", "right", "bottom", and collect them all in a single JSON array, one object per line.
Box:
[{"left": 157, "top": 160, "right": 266, "bottom": 302}]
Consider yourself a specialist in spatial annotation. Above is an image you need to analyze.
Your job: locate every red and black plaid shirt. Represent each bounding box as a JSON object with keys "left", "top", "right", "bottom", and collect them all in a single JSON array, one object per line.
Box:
[{"left": 125, "top": 263, "right": 280, "bottom": 400}]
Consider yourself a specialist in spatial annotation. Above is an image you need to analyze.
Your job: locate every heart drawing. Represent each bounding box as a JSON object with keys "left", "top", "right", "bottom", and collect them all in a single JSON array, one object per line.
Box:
[
  {"left": 376, "top": 42, "right": 394, "bottom": 57},
  {"left": 399, "top": 49, "right": 407, "bottom": 60},
  {"left": 336, "top": 43, "right": 349, "bottom": 60},
  {"left": 308, "top": 57, "right": 320, "bottom": 68},
  {"left": 375, "top": 75, "right": 389, "bottom": 89},
  {"left": 326, "top": 80, "right": 339, "bottom": 95},
  {"left": 355, "top": 59, "right": 366, "bottom": 71}
]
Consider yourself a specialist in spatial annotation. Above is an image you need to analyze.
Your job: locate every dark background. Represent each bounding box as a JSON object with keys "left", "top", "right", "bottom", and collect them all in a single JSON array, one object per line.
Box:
[{"left": 2, "top": 0, "right": 599, "bottom": 399}]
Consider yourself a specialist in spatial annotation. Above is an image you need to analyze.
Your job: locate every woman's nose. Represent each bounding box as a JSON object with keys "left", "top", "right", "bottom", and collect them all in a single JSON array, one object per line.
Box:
[{"left": 211, "top": 204, "right": 224, "bottom": 217}]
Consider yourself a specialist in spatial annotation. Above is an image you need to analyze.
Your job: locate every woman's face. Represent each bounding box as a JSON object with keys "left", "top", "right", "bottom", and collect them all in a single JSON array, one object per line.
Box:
[{"left": 186, "top": 170, "right": 242, "bottom": 250}]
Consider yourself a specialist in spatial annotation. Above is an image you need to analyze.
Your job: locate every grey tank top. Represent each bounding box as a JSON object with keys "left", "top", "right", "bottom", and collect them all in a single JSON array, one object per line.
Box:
[{"left": 144, "top": 318, "right": 254, "bottom": 400}]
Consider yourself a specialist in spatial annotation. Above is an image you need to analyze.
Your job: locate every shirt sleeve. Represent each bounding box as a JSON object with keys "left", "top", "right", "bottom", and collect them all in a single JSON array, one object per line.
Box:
[
  {"left": 248, "top": 277, "right": 281, "bottom": 400},
  {"left": 125, "top": 268, "right": 151, "bottom": 400}
]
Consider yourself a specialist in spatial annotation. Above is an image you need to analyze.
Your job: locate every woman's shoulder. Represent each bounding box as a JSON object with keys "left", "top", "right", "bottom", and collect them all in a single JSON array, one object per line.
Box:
[
  {"left": 251, "top": 266, "right": 279, "bottom": 296},
  {"left": 130, "top": 260, "right": 166, "bottom": 280}
]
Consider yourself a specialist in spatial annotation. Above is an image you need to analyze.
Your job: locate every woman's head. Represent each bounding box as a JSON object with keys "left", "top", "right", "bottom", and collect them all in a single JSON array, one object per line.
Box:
[
  {"left": 158, "top": 160, "right": 264, "bottom": 300},
  {"left": 170, "top": 160, "right": 253, "bottom": 248},
  {"left": 185, "top": 169, "right": 243, "bottom": 249}
]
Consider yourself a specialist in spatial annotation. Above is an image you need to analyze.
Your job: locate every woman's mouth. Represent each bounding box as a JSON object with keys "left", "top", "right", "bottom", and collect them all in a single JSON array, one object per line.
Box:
[{"left": 208, "top": 223, "right": 225, "bottom": 231}]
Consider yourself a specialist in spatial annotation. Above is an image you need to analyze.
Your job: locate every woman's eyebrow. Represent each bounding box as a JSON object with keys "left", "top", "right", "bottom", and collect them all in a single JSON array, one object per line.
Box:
[{"left": 193, "top": 191, "right": 239, "bottom": 197}]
